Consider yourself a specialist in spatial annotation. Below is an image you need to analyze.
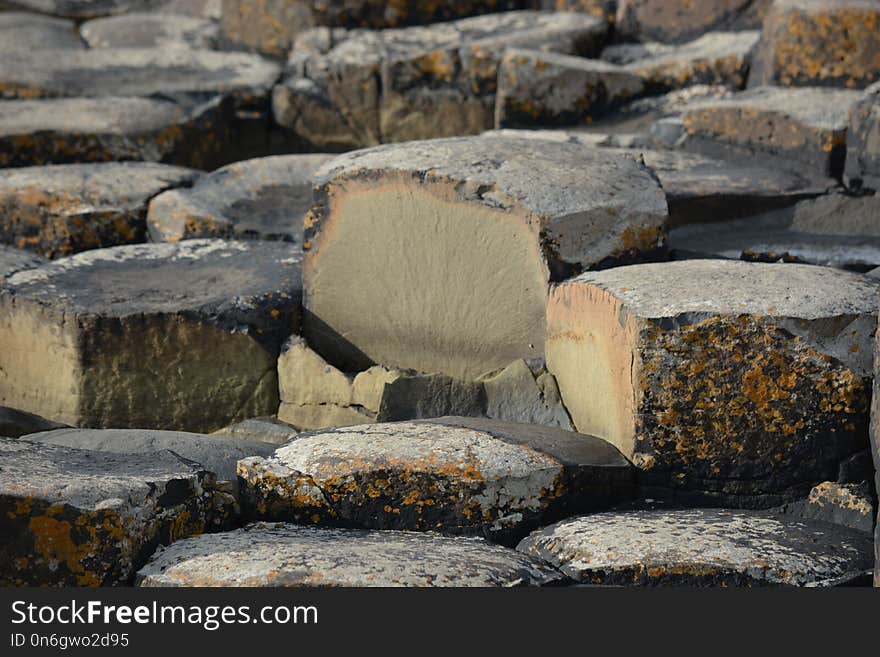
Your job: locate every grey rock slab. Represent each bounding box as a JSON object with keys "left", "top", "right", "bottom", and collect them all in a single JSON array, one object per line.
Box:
[
  {"left": 0, "top": 0, "right": 157, "bottom": 18},
  {"left": 304, "top": 135, "right": 667, "bottom": 378},
  {"left": 0, "top": 437, "right": 233, "bottom": 586},
  {"left": 678, "top": 85, "right": 863, "bottom": 179},
  {"left": 26, "top": 428, "right": 276, "bottom": 481},
  {"left": 80, "top": 12, "right": 219, "bottom": 49},
  {"left": 137, "top": 522, "right": 564, "bottom": 587},
  {"left": 238, "top": 417, "right": 633, "bottom": 544},
  {"left": 147, "top": 153, "right": 335, "bottom": 243},
  {"left": 777, "top": 481, "right": 875, "bottom": 534},
  {"left": 845, "top": 82, "right": 880, "bottom": 192},
  {"left": 0, "top": 405, "right": 67, "bottom": 438},
  {"left": 516, "top": 508, "right": 874, "bottom": 586},
  {"left": 0, "top": 239, "right": 302, "bottom": 432},
  {"left": 547, "top": 260, "right": 879, "bottom": 505},
  {"left": 212, "top": 417, "right": 299, "bottom": 446},
  {"left": 0, "top": 161, "right": 200, "bottom": 259},
  {"left": 0, "top": 11, "right": 84, "bottom": 53},
  {"left": 0, "top": 245, "right": 46, "bottom": 282},
  {"left": 615, "top": 0, "right": 766, "bottom": 44}
]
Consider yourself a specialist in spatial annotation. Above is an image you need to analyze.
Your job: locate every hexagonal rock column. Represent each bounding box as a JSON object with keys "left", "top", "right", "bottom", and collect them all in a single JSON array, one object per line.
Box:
[
  {"left": 546, "top": 260, "right": 879, "bottom": 506},
  {"left": 147, "top": 154, "right": 334, "bottom": 244},
  {"left": 0, "top": 438, "right": 234, "bottom": 586},
  {"left": 516, "top": 509, "right": 875, "bottom": 586},
  {"left": 749, "top": 0, "right": 880, "bottom": 89},
  {"left": 0, "top": 97, "right": 233, "bottom": 169},
  {"left": 0, "top": 162, "right": 200, "bottom": 259},
  {"left": 80, "top": 12, "right": 219, "bottom": 49},
  {"left": 494, "top": 49, "right": 645, "bottom": 129},
  {"left": 0, "top": 11, "right": 84, "bottom": 53},
  {"left": 272, "top": 11, "right": 608, "bottom": 149},
  {"left": 137, "top": 522, "right": 563, "bottom": 587},
  {"left": 678, "top": 86, "right": 863, "bottom": 179},
  {"left": 615, "top": 0, "right": 767, "bottom": 43},
  {"left": 220, "top": 0, "right": 530, "bottom": 58},
  {"left": 238, "top": 417, "right": 634, "bottom": 545},
  {"left": 845, "top": 82, "right": 880, "bottom": 192},
  {"left": 0, "top": 240, "right": 302, "bottom": 432},
  {"left": 304, "top": 136, "right": 668, "bottom": 379}
]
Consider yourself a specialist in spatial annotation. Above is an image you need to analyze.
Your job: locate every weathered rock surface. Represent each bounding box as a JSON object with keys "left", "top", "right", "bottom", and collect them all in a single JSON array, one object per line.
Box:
[
  {"left": 212, "top": 417, "right": 299, "bottom": 445},
  {"left": 778, "top": 481, "right": 875, "bottom": 534},
  {"left": 603, "top": 31, "right": 759, "bottom": 93},
  {"left": 272, "top": 11, "right": 608, "bottom": 149},
  {"left": 147, "top": 153, "right": 334, "bottom": 243},
  {"left": 0, "top": 245, "right": 45, "bottom": 282},
  {"left": 0, "top": 11, "right": 83, "bottom": 53},
  {"left": 238, "top": 417, "right": 633, "bottom": 543},
  {"left": 0, "top": 96, "right": 235, "bottom": 170},
  {"left": 0, "top": 162, "right": 200, "bottom": 258},
  {"left": 138, "top": 522, "right": 564, "bottom": 587},
  {"left": 517, "top": 508, "right": 874, "bottom": 586},
  {"left": 749, "top": 0, "right": 880, "bottom": 89},
  {"left": 479, "top": 359, "right": 574, "bottom": 430},
  {"left": 495, "top": 49, "right": 644, "bottom": 129},
  {"left": 547, "top": 260, "right": 878, "bottom": 505},
  {"left": 220, "top": 0, "right": 530, "bottom": 58},
  {"left": 0, "top": 406, "right": 67, "bottom": 438},
  {"left": 304, "top": 135, "right": 667, "bottom": 379},
  {"left": 0, "top": 0, "right": 158, "bottom": 18},
  {"left": 0, "top": 437, "right": 232, "bottom": 586},
  {"left": 678, "top": 86, "right": 862, "bottom": 178},
  {"left": 615, "top": 0, "right": 767, "bottom": 43},
  {"left": 0, "top": 240, "right": 302, "bottom": 431},
  {"left": 26, "top": 428, "right": 276, "bottom": 482},
  {"left": 845, "top": 82, "right": 880, "bottom": 192},
  {"left": 80, "top": 12, "right": 219, "bottom": 49}
]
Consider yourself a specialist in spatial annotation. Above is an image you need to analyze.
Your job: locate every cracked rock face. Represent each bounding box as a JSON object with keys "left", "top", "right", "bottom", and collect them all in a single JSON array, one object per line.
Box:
[
  {"left": 137, "top": 522, "right": 564, "bottom": 587},
  {"left": 147, "top": 153, "right": 334, "bottom": 244},
  {"left": 238, "top": 417, "right": 633, "bottom": 544},
  {"left": 845, "top": 82, "right": 880, "bottom": 192},
  {"left": 304, "top": 135, "right": 668, "bottom": 379},
  {"left": 678, "top": 85, "right": 863, "bottom": 179},
  {"left": 0, "top": 437, "right": 233, "bottom": 586},
  {"left": 272, "top": 11, "right": 608, "bottom": 149},
  {"left": 26, "top": 428, "right": 276, "bottom": 482},
  {"left": 0, "top": 239, "right": 302, "bottom": 432},
  {"left": 748, "top": 0, "right": 880, "bottom": 89},
  {"left": 546, "top": 260, "right": 879, "bottom": 506},
  {"left": 516, "top": 508, "right": 874, "bottom": 586},
  {"left": 0, "top": 162, "right": 200, "bottom": 259}
]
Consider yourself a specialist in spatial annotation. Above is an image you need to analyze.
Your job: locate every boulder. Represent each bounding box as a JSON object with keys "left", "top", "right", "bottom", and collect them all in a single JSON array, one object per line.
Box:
[
  {"left": 137, "top": 522, "right": 564, "bottom": 587},
  {"left": 678, "top": 86, "right": 863, "bottom": 178},
  {"left": 0, "top": 437, "right": 233, "bottom": 586},
  {"left": 304, "top": 135, "right": 667, "bottom": 379},
  {"left": 0, "top": 245, "right": 45, "bottom": 282},
  {"left": 212, "top": 417, "right": 299, "bottom": 445},
  {"left": 238, "top": 417, "right": 634, "bottom": 544},
  {"left": 844, "top": 82, "right": 880, "bottom": 192},
  {"left": 0, "top": 406, "right": 67, "bottom": 438},
  {"left": 272, "top": 11, "right": 608, "bottom": 149},
  {"left": 80, "top": 12, "right": 219, "bottom": 49},
  {"left": 517, "top": 508, "right": 874, "bottom": 586},
  {"left": 615, "top": 0, "right": 767, "bottom": 43},
  {"left": 26, "top": 428, "right": 276, "bottom": 482},
  {"left": 546, "top": 260, "right": 878, "bottom": 505},
  {"left": 0, "top": 11, "right": 83, "bottom": 52},
  {"left": 147, "top": 154, "right": 334, "bottom": 243},
  {"left": 0, "top": 162, "right": 200, "bottom": 259},
  {"left": 749, "top": 0, "right": 880, "bottom": 89},
  {"left": 0, "top": 239, "right": 302, "bottom": 432}
]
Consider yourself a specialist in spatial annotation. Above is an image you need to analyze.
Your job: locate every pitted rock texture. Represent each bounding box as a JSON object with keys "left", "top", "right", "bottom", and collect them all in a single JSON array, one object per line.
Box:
[
  {"left": 0, "top": 240, "right": 302, "bottom": 432},
  {"left": 0, "top": 406, "right": 67, "bottom": 438},
  {"left": 0, "top": 162, "right": 200, "bottom": 259},
  {"left": 678, "top": 85, "right": 862, "bottom": 178},
  {"left": 778, "top": 481, "right": 875, "bottom": 534},
  {"left": 0, "top": 245, "right": 46, "bottom": 282},
  {"left": 845, "top": 82, "right": 880, "bottom": 192},
  {"left": 0, "top": 11, "right": 84, "bottom": 53},
  {"left": 615, "top": 0, "right": 768, "bottom": 43},
  {"left": 546, "top": 260, "right": 879, "bottom": 506},
  {"left": 0, "top": 437, "right": 233, "bottom": 586},
  {"left": 0, "top": 96, "right": 236, "bottom": 170},
  {"left": 26, "top": 428, "right": 276, "bottom": 482},
  {"left": 748, "top": 0, "right": 880, "bottom": 89},
  {"left": 220, "top": 0, "right": 530, "bottom": 58},
  {"left": 238, "top": 417, "right": 633, "bottom": 544},
  {"left": 516, "top": 508, "right": 874, "bottom": 586},
  {"left": 272, "top": 11, "right": 608, "bottom": 149},
  {"left": 495, "top": 49, "right": 644, "bottom": 129},
  {"left": 80, "top": 12, "right": 219, "bottom": 49},
  {"left": 147, "top": 153, "right": 334, "bottom": 243},
  {"left": 212, "top": 417, "right": 299, "bottom": 446},
  {"left": 304, "top": 135, "right": 668, "bottom": 379},
  {"left": 137, "top": 522, "right": 564, "bottom": 587}
]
